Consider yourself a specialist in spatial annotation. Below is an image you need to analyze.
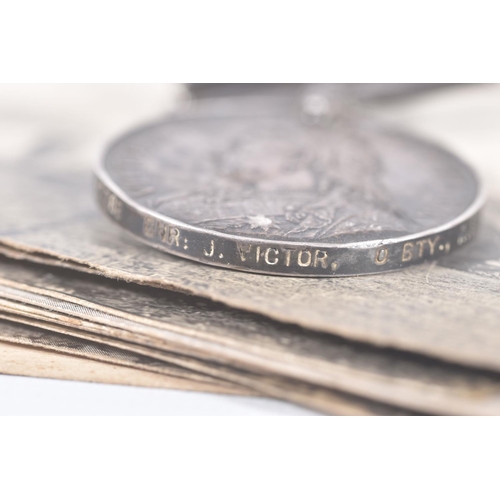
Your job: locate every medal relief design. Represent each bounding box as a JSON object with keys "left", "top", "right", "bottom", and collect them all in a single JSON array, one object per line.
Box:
[{"left": 105, "top": 116, "right": 478, "bottom": 244}]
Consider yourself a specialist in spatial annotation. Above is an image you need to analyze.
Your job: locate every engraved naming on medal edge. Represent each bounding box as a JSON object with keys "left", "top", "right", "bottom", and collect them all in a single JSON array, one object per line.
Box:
[
  {"left": 142, "top": 216, "right": 181, "bottom": 248},
  {"left": 237, "top": 244, "right": 338, "bottom": 270},
  {"left": 97, "top": 113, "right": 483, "bottom": 276}
]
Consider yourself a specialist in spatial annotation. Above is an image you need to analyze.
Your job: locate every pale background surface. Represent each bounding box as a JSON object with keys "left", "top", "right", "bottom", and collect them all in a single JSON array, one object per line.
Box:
[{"left": 0, "top": 374, "right": 317, "bottom": 415}]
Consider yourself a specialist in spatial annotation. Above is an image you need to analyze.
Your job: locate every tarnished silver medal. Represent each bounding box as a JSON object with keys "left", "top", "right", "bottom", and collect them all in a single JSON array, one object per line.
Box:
[{"left": 95, "top": 86, "right": 483, "bottom": 276}]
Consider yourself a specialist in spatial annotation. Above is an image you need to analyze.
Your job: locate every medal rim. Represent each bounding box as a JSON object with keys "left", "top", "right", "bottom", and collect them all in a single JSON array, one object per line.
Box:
[{"left": 95, "top": 117, "right": 485, "bottom": 277}]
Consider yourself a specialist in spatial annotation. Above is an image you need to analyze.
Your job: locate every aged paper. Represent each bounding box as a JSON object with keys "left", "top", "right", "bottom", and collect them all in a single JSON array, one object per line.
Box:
[
  {"left": 1, "top": 85, "right": 499, "bottom": 372},
  {"left": 0, "top": 312, "right": 245, "bottom": 393},
  {"left": 0, "top": 336, "right": 231, "bottom": 394},
  {"left": 0, "top": 259, "right": 499, "bottom": 415},
  {"left": 0, "top": 310, "right": 408, "bottom": 415}
]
